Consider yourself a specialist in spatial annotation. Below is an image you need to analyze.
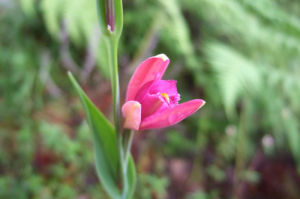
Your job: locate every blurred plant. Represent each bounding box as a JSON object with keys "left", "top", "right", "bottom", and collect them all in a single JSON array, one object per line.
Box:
[
  {"left": 186, "top": 190, "right": 219, "bottom": 199},
  {"left": 201, "top": 0, "right": 300, "bottom": 170},
  {"left": 2, "top": 0, "right": 300, "bottom": 198},
  {"left": 68, "top": 0, "right": 206, "bottom": 198},
  {"left": 135, "top": 174, "right": 169, "bottom": 199}
]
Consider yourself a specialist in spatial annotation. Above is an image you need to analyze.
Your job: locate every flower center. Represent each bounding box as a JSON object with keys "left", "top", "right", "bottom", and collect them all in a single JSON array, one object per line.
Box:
[{"left": 161, "top": 93, "right": 170, "bottom": 103}]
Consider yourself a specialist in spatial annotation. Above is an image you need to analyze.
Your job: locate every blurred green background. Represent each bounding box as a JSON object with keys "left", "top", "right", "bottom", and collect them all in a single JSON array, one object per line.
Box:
[{"left": 1, "top": 0, "right": 300, "bottom": 198}]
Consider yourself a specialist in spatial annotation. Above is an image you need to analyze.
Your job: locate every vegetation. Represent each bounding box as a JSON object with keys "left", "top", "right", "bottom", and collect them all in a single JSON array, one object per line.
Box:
[{"left": 1, "top": 0, "right": 300, "bottom": 198}]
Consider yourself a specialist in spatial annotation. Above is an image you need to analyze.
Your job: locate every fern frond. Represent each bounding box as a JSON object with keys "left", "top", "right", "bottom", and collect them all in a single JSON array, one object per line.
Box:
[{"left": 206, "top": 43, "right": 262, "bottom": 118}]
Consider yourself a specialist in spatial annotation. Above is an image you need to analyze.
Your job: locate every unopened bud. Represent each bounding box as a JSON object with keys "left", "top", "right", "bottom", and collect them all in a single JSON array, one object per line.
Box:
[
  {"left": 105, "top": 0, "right": 115, "bottom": 32},
  {"left": 97, "top": 0, "right": 123, "bottom": 37}
]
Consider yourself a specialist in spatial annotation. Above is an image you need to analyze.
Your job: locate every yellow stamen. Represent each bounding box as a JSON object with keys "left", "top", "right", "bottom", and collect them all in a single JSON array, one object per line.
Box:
[{"left": 161, "top": 93, "right": 170, "bottom": 103}]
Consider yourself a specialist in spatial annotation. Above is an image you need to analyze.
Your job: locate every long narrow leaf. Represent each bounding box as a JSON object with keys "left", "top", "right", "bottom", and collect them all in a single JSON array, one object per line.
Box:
[{"left": 68, "top": 72, "right": 121, "bottom": 199}]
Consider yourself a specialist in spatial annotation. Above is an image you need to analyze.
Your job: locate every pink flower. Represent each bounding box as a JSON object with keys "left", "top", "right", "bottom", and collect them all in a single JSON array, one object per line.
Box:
[{"left": 122, "top": 54, "right": 205, "bottom": 131}]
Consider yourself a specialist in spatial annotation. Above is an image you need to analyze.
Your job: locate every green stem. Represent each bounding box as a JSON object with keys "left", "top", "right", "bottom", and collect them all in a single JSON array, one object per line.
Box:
[
  {"left": 124, "top": 130, "right": 134, "bottom": 169},
  {"left": 107, "top": 36, "right": 134, "bottom": 199},
  {"left": 118, "top": 134, "right": 126, "bottom": 198},
  {"left": 107, "top": 37, "right": 121, "bottom": 134},
  {"left": 106, "top": 36, "right": 126, "bottom": 198},
  {"left": 120, "top": 130, "right": 134, "bottom": 199}
]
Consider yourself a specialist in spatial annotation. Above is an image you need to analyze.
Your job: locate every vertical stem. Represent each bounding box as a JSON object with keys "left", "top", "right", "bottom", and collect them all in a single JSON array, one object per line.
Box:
[
  {"left": 96, "top": 0, "right": 127, "bottom": 198},
  {"left": 107, "top": 37, "right": 120, "bottom": 134},
  {"left": 107, "top": 36, "right": 134, "bottom": 199},
  {"left": 106, "top": 36, "right": 126, "bottom": 197},
  {"left": 119, "top": 134, "right": 126, "bottom": 198},
  {"left": 120, "top": 130, "right": 134, "bottom": 199},
  {"left": 124, "top": 130, "right": 135, "bottom": 169}
]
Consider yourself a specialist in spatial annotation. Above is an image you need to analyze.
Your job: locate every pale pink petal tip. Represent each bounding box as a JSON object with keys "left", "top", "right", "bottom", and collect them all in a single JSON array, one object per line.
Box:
[
  {"left": 155, "top": 54, "right": 169, "bottom": 61},
  {"left": 197, "top": 99, "right": 206, "bottom": 110},
  {"left": 122, "top": 101, "right": 142, "bottom": 131}
]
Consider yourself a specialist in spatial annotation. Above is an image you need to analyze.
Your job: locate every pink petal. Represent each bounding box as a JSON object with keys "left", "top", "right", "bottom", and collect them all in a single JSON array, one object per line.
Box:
[
  {"left": 148, "top": 80, "right": 181, "bottom": 104},
  {"left": 135, "top": 80, "right": 179, "bottom": 104},
  {"left": 122, "top": 101, "right": 142, "bottom": 131},
  {"left": 140, "top": 99, "right": 205, "bottom": 130},
  {"left": 126, "top": 54, "right": 170, "bottom": 101},
  {"left": 149, "top": 80, "right": 178, "bottom": 97},
  {"left": 139, "top": 94, "right": 166, "bottom": 119}
]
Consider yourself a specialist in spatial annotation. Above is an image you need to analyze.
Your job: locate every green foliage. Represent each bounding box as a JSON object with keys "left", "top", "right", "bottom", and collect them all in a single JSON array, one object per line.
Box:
[
  {"left": 206, "top": 43, "right": 262, "bottom": 118},
  {"left": 186, "top": 190, "right": 219, "bottom": 199},
  {"left": 240, "top": 170, "right": 260, "bottom": 184},
  {"left": 21, "top": 0, "right": 111, "bottom": 77},
  {"left": 68, "top": 73, "right": 121, "bottom": 198},
  {"left": 206, "top": 165, "right": 226, "bottom": 182},
  {"left": 135, "top": 174, "right": 169, "bottom": 199},
  {"left": 190, "top": 0, "right": 300, "bottom": 168},
  {"left": 69, "top": 72, "right": 137, "bottom": 199},
  {"left": 2, "top": 0, "right": 300, "bottom": 198},
  {"left": 0, "top": 120, "right": 107, "bottom": 198},
  {"left": 159, "top": 0, "right": 197, "bottom": 69}
]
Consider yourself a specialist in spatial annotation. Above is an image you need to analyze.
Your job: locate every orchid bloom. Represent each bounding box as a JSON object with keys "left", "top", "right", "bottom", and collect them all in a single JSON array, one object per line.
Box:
[{"left": 122, "top": 54, "right": 205, "bottom": 131}]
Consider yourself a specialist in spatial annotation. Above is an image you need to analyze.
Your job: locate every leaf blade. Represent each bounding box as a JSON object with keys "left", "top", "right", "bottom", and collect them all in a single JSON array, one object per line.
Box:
[{"left": 68, "top": 72, "right": 121, "bottom": 199}]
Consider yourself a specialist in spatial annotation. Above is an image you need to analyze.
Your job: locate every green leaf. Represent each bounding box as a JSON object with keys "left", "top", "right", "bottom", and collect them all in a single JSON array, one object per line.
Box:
[
  {"left": 126, "top": 155, "right": 136, "bottom": 199},
  {"left": 114, "top": 0, "right": 124, "bottom": 37},
  {"left": 96, "top": 0, "right": 107, "bottom": 35},
  {"left": 68, "top": 72, "right": 121, "bottom": 199}
]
